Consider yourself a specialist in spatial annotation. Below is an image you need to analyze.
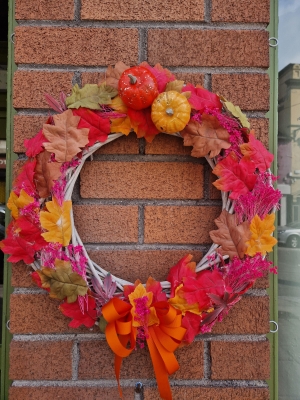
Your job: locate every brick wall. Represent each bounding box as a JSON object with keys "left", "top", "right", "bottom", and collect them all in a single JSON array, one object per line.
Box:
[{"left": 9, "top": 1, "right": 271, "bottom": 399}]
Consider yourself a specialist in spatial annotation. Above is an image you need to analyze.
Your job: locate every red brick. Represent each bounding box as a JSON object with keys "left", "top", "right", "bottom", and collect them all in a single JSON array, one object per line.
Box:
[
  {"left": 212, "top": 296, "right": 269, "bottom": 334},
  {"left": 175, "top": 73, "right": 204, "bottom": 87},
  {"left": 95, "top": 132, "right": 139, "bottom": 155},
  {"left": 145, "top": 133, "right": 192, "bottom": 155},
  {"left": 15, "top": 0, "right": 74, "bottom": 20},
  {"left": 9, "top": 340, "right": 73, "bottom": 380},
  {"left": 212, "top": 0, "right": 270, "bottom": 23},
  {"left": 144, "top": 387, "right": 270, "bottom": 400},
  {"left": 9, "top": 294, "right": 98, "bottom": 334},
  {"left": 9, "top": 387, "right": 134, "bottom": 400},
  {"left": 81, "top": 72, "right": 105, "bottom": 86},
  {"left": 15, "top": 27, "right": 139, "bottom": 66},
  {"left": 144, "top": 206, "right": 221, "bottom": 243},
  {"left": 87, "top": 250, "right": 203, "bottom": 282},
  {"left": 212, "top": 74, "right": 270, "bottom": 111},
  {"left": 209, "top": 171, "right": 222, "bottom": 200},
  {"left": 148, "top": 30, "right": 269, "bottom": 67},
  {"left": 14, "top": 115, "right": 48, "bottom": 153},
  {"left": 13, "top": 71, "right": 73, "bottom": 109},
  {"left": 81, "top": 0, "right": 204, "bottom": 21},
  {"left": 73, "top": 205, "right": 138, "bottom": 243},
  {"left": 80, "top": 162, "right": 204, "bottom": 199},
  {"left": 11, "top": 262, "right": 34, "bottom": 288},
  {"left": 211, "top": 341, "right": 270, "bottom": 380},
  {"left": 249, "top": 117, "right": 269, "bottom": 148},
  {"left": 78, "top": 340, "right": 203, "bottom": 379}
]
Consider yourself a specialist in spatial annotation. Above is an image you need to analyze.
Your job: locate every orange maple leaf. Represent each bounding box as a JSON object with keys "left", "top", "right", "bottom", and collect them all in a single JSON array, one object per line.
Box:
[
  {"left": 103, "top": 61, "right": 130, "bottom": 89},
  {"left": 40, "top": 197, "right": 72, "bottom": 246},
  {"left": 245, "top": 214, "right": 277, "bottom": 256},
  {"left": 43, "top": 109, "right": 89, "bottom": 162},
  {"left": 128, "top": 283, "right": 159, "bottom": 327},
  {"left": 168, "top": 284, "right": 202, "bottom": 315},
  {"left": 181, "top": 115, "right": 231, "bottom": 158},
  {"left": 209, "top": 209, "right": 251, "bottom": 259},
  {"left": 7, "top": 190, "right": 35, "bottom": 219},
  {"left": 34, "top": 150, "right": 62, "bottom": 198}
]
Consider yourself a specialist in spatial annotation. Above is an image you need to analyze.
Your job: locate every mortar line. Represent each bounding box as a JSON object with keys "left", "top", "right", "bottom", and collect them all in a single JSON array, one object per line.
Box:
[
  {"left": 83, "top": 243, "right": 210, "bottom": 251},
  {"left": 74, "top": 0, "right": 81, "bottom": 22},
  {"left": 203, "top": 161, "right": 211, "bottom": 201},
  {"left": 204, "top": 73, "right": 212, "bottom": 92},
  {"left": 72, "top": 71, "right": 82, "bottom": 87},
  {"left": 72, "top": 198, "right": 222, "bottom": 206},
  {"left": 138, "top": 28, "right": 147, "bottom": 63},
  {"left": 72, "top": 340, "right": 79, "bottom": 380},
  {"left": 203, "top": 341, "right": 211, "bottom": 379},
  {"left": 138, "top": 138, "right": 146, "bottom": 155},
  {"left": 204, "top": 0, "right": 212, "bottom": 23},
  {"left": 16, "top": 20, "right": 268, "bottom": 30},
  {"left": 138, "top": 205, "right": 145, "bottom": 244},
  {"left": 84, "top": 154, "right": 205, "bottom": 163}
]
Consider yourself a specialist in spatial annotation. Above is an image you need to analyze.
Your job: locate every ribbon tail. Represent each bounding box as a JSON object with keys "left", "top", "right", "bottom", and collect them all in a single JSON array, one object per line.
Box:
[{"left": 147, "top": 333, "right": 173, "bottom": 400}]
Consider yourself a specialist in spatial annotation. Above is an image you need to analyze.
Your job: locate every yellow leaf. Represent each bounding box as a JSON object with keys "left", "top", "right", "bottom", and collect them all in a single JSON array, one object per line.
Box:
[
  {"left": 110, "top": 116, "right": 132, "bottom": 135},
  {"left": 168, "top": 284, "right": 202, "bottom": 316},
  {"left": 40, "top": 197, "right": 72, "bottom": 246},
  {"left": 109, "top": 95, "right": 128, "bottom": 113},
  {"left": 224, "top": 100, "right": 250, "bottom": 128},
  {"left": 128, "top": 283, "right": 159, "bottom": 327},
  {"left": 37, "top": 259, "right": 88, "bottom": 303},
  {"left": 245, "top": 214, "right": 277, "bottom": 256},
  {"left": 166, "top": 80, "right": 185, "bottom": 93},
  {"left": 16, "top": 189, "right": 35, "bottom": 209},
  {"left": 7, "top": 191, "right": 19, "bottom": 219}
]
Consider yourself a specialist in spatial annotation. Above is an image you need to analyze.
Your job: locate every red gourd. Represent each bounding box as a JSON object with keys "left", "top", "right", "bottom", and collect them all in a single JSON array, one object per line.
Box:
[{"left": 118, "top": 66, "right": 159, "bottom": 110}]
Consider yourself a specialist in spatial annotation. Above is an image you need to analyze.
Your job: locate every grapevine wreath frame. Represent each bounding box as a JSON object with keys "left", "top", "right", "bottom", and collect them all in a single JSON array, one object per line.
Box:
[{"left": 2, "top": 61, "right": 281, "bottom": 400}]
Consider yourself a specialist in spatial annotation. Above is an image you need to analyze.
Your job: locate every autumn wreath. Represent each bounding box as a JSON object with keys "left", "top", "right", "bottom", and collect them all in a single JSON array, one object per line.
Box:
[{"left": 1, "top": 61, "right": 281, "bottom": 400}]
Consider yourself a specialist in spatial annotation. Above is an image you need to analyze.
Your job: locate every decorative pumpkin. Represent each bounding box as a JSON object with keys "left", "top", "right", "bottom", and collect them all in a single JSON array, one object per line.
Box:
[
  {"left": 118, "top": 66, "right": 159, "bottom": 110},
  {"left": 151, "top": 91, "right": 191, "bottom": 133}
]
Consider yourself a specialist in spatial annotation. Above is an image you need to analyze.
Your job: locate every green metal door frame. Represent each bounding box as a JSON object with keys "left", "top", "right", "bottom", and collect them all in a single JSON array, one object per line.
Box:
[{"left": 1, "top": 0, "right": 16, "bottom": 398}]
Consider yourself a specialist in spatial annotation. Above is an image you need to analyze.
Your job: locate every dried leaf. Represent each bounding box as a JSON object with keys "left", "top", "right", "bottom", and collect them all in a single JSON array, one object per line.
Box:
[
  {"left": 167, "top": 254, "right": 196, "bottom": 297},
  {"left": 37, "top": 259, "right": 88, "bottom": 303},
  {"left": 240, "top": 132, "right": 274, "bottom": 172},
  {"left": 40, "top": 197, "right": 72, "bottom": 246},
  {"left": 224, "top": 100, "right": 250, "bottom": 128},
  {"left": 104, "top": 61, "right": 130, "bottom": 89},
  {"left": 245, "top": 214, "right": 277, "bottom": 256},
  {"left": 43, "top": 109, "right": 89, "bottom": 162},
  {"left": 212, "top": 152, "right": 257, "bottom": 200},
  {"left": 166, "top": 80, "right": 185, "bottom": 93},
  {"left": 182, "top": 116, "right": 231, "bottom": 158},
  {"left": 34, "top": 150, "right": 62, "bottom": 198},
  {"left": 66, "top": 83, "right": 118, "bottom": 109},
  {"left": 209, "top": 209, "right": 251, "bottom": 259},
  {"left": 60, "top": 295, "right": 97, "bottom": 327}
]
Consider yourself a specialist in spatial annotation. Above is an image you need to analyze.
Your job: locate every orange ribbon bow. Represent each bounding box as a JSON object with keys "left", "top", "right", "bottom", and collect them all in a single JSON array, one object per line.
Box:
[{"left": 102, "top": 297, "right": 186, "bottom": 400}]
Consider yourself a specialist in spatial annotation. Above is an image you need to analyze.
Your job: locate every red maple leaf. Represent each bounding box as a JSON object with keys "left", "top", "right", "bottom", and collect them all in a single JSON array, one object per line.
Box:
[
  {"left": 24, "top": 129, "right": 49, "bottom": 158},
  {"left": 140, "top": 62, "right": 175, "bottom": 93},
  {"left": 212, "top": 152, "right": 257, "bottom": 200},
  {"left": 240, "top": 132, "right": 274, "bottom": 172},
  {"left": 31, "top": 271, "right": 50, "bottom": 292},
  {"left": 72, "top": 107, "right": 110, "bottom": 146},
  {"left": 59, "top": 295, "right": 97, "bottom": 328},
  {"left": 17, "top": 215, "right": 47, "bottom": 250},
  {"left": 167, "top": 254, "right": 197, "bottom": 297},
  {"left": 181, "top": 311, "right": 202, "bottom": 344},
  {"left": 127, "top": 107, "right": 159, "bottom": 142},
  {"left": 182, "top": 84, "right": 222, "bottom": 112},
  {"left": 13, "top": 160, "right": 37, "bottom": 197},
  {"left": 146, "top": 277, "right": 167, "bottom": 303},
  {"left": 180, "top": 269, "right": 226, "bottom": 309}
]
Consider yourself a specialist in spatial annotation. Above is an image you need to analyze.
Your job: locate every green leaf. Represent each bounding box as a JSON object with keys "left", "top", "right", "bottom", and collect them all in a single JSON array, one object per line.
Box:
[
  {"left": 37, "top": 260, "right": 88, "bottom": 303},
  {"left": 66, "top": 83, "right": 118, "bottom": 110},
  {"left": 99, "top": 316, "right": 108, "bottom": 333},
  {"left": 224, "top": 100, "right": 250, "bottom": 128}
]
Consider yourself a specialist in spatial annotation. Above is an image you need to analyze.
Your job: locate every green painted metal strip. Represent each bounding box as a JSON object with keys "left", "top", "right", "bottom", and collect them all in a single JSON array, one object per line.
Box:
[
  {"left": 0, "top": 0, "right": 16, "bottom": 398},
  {"left": 266, "top": 0, "right": 279, "bottom": 399}
]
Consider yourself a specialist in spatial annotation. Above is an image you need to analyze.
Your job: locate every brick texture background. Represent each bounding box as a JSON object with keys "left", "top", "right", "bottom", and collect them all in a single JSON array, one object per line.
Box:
[{"left": 10, "top": 0, "right": 271, "bottom": 398}]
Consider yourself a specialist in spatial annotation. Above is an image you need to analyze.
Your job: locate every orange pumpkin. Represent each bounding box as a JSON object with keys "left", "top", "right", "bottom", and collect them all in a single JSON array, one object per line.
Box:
[{"left": 151, "top": 91, "right": 191, "bottom": 133}]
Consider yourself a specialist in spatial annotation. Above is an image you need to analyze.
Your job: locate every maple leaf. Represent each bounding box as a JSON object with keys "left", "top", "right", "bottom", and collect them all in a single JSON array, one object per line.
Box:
[
  {"left": 40, "top": 197, "right": 72, "bottom": 246},
  {"left": 223, "top": 100, "right": 250, "bottom": 128},
  {"left": 66, "top": 83, "right": 118, "bottom": 109},
  {"left": 166, "top": 80, "right": 185, "bottom": 93},
  {"left": 109, "top": 95, "right": 128, "bottom": 113},
  {"left": 32, "top": 271, "right": 50, "bottom": 292},
  {"left": 104, "top": 61, "right": 130, "bottom": 89},
  {"left": 127, "top": 107, "right": 159, "bottom": 142},
  {"left": 245, "top": 213, "right": 277, "bottom": 256},
  {"left": 17, "top": 215, "right": 47, "bottom": 250},
  {"left": 181, "top": 312, "right": 202, "bottom": 344},
  {"left": 212, "top": 152, "right": 257, "bottom": 200},
  {"left": 140, "top": 62, "right": 175, "bottom": 92},
  {"left": 182, "top": 84, "right": 222, "bottom": 112},
  {"left": 43, "top": 109, "right": 89, "bottom": 162},
  {"left": 13, "top": 159, "right": 37, "bottom": 196},
  {"left": 7, "top": 191, "right": 19, "bottom": 219},
  {"left": 179, "top": 269, "right": 226, "bottom": 309},
  {"left": 34, "top": 150, "right": 62, "bottom": 198},
  {"left": 146, "top": 276, "right": 167, "bottom": 303},
  {"left": 168, "top": 284, "right": 201, "bottom": 315},
  {"left": 59, "top": 294, "right": 97, "bottom": 328},
  {"left": 209, "top": 209, "right": 251, "bottom": 259},
  {"left": 123, "top": 279, "right": 142, "bottom": 299},
  {"left": 72, "top": 107, "right": 110, "bottom": 146},
  {"left": 240, "top": 133, "right": 274, "bottom": 172},
  {"left": 110, "top": 116, "right": 132, "bottom": 135},
  {"left": 37, "top": 259, "right": 88, "bottom": 303},
  {"left": 24, "top": 128, "right": 49, "bottom": 158},
  {"left": 181, "top": 116, "right": 231, "bottom": 158},
  {"left": 167, "top": 254, "right": 196, "bottom": 297}
]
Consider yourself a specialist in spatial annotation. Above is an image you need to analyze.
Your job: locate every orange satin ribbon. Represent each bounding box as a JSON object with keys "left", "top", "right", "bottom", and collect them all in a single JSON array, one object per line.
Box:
[{"left": 102, "top": 298, "right": 186, "bottom": 400}]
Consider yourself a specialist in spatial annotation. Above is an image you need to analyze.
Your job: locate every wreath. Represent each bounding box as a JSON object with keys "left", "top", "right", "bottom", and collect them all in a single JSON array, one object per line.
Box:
[{"left": 2, "top": 61, "right": 281, "bottom": 400}]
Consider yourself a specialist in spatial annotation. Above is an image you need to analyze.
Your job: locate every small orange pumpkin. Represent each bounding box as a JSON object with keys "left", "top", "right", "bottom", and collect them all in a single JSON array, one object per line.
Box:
[{"left": 151, "top": 91, "right": 191, "bottom": 133}]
